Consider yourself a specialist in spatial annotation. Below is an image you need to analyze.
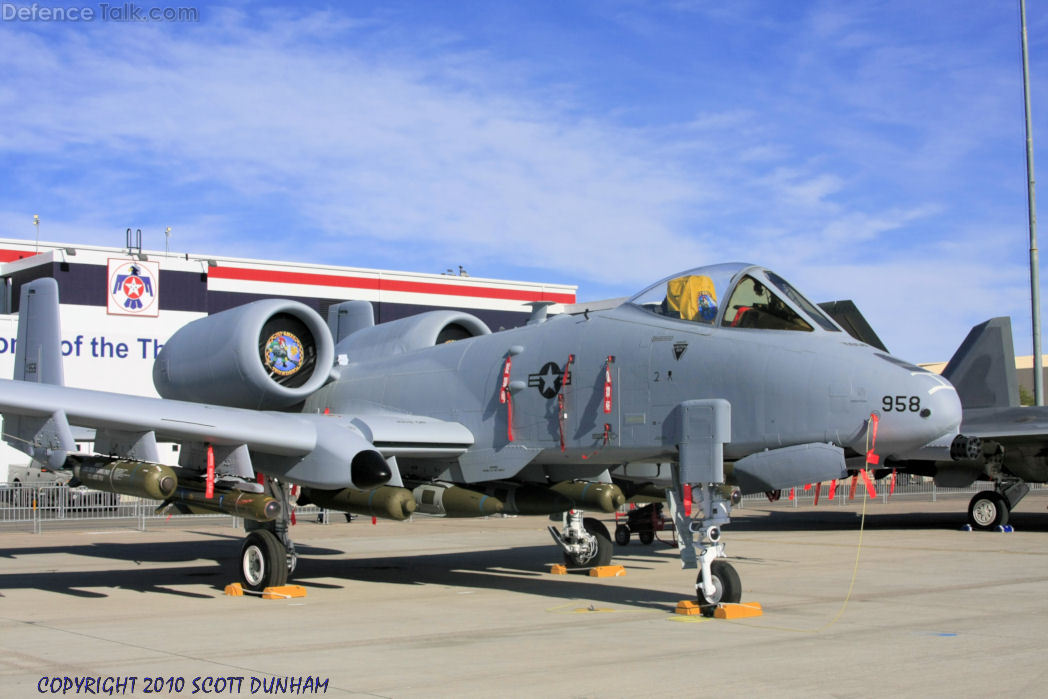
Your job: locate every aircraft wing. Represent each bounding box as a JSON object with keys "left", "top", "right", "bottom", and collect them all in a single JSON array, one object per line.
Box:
[
  {"left": 0, "top": 379, "right": 474, "bottom": 485},
  {"left": 0, "top": 378, "right": 313, "bottom": 454}
]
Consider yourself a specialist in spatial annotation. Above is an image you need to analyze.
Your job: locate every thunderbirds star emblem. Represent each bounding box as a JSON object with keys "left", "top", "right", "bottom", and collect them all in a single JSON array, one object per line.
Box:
[{"left": 107, "top": 259, "right": 160, "bottom": 317}]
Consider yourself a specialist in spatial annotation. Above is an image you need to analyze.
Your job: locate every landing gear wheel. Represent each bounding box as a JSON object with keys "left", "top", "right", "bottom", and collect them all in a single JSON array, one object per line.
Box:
[
  {"left": 240, "top": 529, "right": 288, "bottom": 592},
  {"left": 638, "top": 529, "right": 655, "bottom": 545},
  {"left": 563, "top": 518, "right": 614, "bottom": 569},
  {"left": 583, "top": 517, "right": 611, "bottom": 541},
  {"left": 615, "top": 524, "right": 631, "bottom": 546},
  {"left": 968, "top": 491, "right": 1010, "bottom": 530},
  {"left": 696, "top": 560, "right": 741, "bottom": 616}
]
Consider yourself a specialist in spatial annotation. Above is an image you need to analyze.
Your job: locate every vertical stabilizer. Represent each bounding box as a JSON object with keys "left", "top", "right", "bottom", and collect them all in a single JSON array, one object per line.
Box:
[
  {"left": 5, "top": 277, "right": 75, "bottom": 468},
  {"left": 13, "top": 278, "right": 65, "bottom": 385},
  {"left": 941, "top": 317, "right": 1019, "bottom": 409}
]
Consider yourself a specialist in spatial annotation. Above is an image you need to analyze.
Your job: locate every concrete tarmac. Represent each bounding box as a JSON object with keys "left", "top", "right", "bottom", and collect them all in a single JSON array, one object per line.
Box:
[{"left": 2, "top": 494, "right": 1047, "bottom": 698}]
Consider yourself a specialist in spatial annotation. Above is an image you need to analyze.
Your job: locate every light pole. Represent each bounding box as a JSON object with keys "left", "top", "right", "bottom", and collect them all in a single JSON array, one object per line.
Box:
[{"left": 1020, "top": 0, "right": 1042, "bottom": 405}]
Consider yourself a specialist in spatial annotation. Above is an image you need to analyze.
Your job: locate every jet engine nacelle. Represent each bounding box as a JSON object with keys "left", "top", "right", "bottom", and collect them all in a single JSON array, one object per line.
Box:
[
  {"left": 153, "top": 300, "right": 335, "bottom": 409},
  {"left": 337, "top": 310, "right": 491, "bottom": 362}
]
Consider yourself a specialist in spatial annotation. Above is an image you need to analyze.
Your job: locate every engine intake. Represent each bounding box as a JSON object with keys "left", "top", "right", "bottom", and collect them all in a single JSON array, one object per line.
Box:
[{"left": 153, "top": 300, "right": 334, "bottom": 409}]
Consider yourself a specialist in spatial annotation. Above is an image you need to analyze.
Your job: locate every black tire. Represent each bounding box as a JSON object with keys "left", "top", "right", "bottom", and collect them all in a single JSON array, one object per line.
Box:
[
  {"left": 615, "top": 524, "right": 631, "bottom": 546},
  {"left": 968, "top": 491, "right": 1010, "bottom": 530},
  {"left": 696, "top": 560, "right": 742, "bottom": 614},
  {"left": 240, "top": 529, "right": 288, "bottom": 592},
  {"left": 563, "top": 518, "right": 614, "bottom": 569},
  {"left": 583, "top": 517, "right": 611, "bottom": 541},
  {"left": 638, "top": 528, "right": 655, "bottom": 545}
]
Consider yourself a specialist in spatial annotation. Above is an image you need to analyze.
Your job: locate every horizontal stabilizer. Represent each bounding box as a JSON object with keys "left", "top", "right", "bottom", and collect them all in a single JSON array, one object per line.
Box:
[
  {"left": 6, "top": 409, "right": 77, "bottom": 470},
  {"left": 941, "top": 317, "right": 1019, "bottom": 409}
]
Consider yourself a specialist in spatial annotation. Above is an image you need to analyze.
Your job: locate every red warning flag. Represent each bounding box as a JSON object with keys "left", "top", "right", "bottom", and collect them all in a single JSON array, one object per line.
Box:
[
  {"left": 828, "top": 479, "right": 837, "bottom": 500},
  {"left": 813, "top": 482, "right": 822, "bottom": 506},
  {"left": 499, "top": 356, "right": 514, "bottom": 442},
  {"left": 603, "top": 356, "right": 614, "bottom": 414},
  {"left": 205, "top": 444, "right": 215, "bottom": 499},
  {"left": 866, "top": 413, "right": 881, "bottom": 466},
  {"left": 890, "top": 469, "right": 897, "bottom": 496},
  {"left": 860, "top": 468, "right": 878, "bottom": 498},
  {"left": 683, "top": 484, "right": 692, "bottom": 517}
]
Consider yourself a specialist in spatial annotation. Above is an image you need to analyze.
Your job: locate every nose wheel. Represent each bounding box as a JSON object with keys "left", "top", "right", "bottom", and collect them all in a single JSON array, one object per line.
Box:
[{"left": 696, "top": 559, "right": 741, "bottom": 615}]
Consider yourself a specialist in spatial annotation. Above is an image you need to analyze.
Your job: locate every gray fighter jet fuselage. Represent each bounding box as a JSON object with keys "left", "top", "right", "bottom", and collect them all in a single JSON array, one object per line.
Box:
[{"left": 320, "top": 298, "right": 959, "bottom": 473}]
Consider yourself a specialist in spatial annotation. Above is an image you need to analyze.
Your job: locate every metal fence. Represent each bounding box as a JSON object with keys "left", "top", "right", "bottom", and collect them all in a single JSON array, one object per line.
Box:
[
  {"left": 735, "top": 476, "right": 1003, "bottom": 508},
  {"left": 2, "top": 481, "right": 1044, "bottom": 534},
  {"left": 0, "top": 484, "right": 226, "bottom": 533}
]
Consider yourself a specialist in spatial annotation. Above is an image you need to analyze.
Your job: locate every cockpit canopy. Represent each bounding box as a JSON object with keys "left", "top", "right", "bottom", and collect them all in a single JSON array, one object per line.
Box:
[{"left": 629, "top": 263, "right": 841, "bottom": 333}]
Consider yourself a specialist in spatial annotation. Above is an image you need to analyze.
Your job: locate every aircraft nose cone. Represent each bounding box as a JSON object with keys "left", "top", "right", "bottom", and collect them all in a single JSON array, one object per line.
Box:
[
  {"left": 873, "top": 372, "right": 963, "bottom": 458},
  {"left": 922, "top": 381, "right": 963, "bottom": 439}
]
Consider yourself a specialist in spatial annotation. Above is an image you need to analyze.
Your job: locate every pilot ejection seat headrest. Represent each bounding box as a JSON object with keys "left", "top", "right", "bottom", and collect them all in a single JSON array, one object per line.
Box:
[{"left": 665, "top": 275, "right": 718, "bottom": 322}]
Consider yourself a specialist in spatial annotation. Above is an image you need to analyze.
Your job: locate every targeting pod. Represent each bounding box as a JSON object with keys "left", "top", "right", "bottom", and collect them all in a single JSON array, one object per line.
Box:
[
  {"left": 299, "top": 485, "right": 416, "bottom": 521},
  {"left": 550, "top": 480, "right": 626, "bottom": 513},
  {"left": 72, "top": 457, "right": 177, "bottom": 501}
]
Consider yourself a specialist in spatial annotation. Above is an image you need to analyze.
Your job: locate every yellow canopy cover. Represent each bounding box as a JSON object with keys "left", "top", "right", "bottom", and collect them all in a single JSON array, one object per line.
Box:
[{"left": 666, "top": 275, "right": 717, "bottom": 322}]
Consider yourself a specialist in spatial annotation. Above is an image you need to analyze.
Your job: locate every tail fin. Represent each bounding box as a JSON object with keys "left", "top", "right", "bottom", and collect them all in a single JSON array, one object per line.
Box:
[
  {"left": 941, "top": 317, "right": 1019, "bottom": 409},
  {"left": 4, "top": 278, "right": 75, "bottom": 469},
  {"left": 13, "top": 277, "right": 65, "bottom": 385}
]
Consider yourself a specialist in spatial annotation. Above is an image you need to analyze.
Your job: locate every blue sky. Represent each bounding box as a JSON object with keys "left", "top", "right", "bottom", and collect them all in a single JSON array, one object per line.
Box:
[{"left": 1, "top": 0, "right": 1046, "bottom": 363}]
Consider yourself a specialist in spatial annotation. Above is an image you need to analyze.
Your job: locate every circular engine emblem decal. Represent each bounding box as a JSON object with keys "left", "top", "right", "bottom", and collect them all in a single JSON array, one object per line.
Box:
[{"left": 264, "top": 331, "right": 305, "bottom": 376}]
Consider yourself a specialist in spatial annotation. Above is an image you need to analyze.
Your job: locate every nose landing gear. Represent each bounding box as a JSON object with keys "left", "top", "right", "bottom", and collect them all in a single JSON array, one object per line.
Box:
[{"left": 667, "top": 479, "right": 742, "bottom": 613}]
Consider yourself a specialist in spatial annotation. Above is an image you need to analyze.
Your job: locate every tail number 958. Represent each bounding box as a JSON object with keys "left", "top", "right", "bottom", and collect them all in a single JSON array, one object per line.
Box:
[{"left": 882, "top": 395, "right": 921, "bottom": 412}]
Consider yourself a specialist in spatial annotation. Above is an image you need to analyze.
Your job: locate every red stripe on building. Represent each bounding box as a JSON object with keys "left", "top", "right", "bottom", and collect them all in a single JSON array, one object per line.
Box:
[
  {"left": 209, "top": 266, "right": 576, "bottom": 304},
  {"left": 0, "top": 249, "right": 39, "bottom": 262}
]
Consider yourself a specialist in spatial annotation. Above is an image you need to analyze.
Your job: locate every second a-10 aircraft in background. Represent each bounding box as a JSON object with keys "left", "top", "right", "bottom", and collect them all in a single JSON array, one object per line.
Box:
[{"left": 0, "top": 263, "right": 965, "bottom": 608}]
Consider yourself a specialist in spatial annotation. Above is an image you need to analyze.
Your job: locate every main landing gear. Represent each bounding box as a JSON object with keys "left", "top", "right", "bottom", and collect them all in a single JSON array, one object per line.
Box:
[
  {"left": 967, "top": 481, "right": 1030, "bottom": 531},
  {"left": 548, "top": 510, "right": 614, "bottom": 569},
  {"left": 238, "top": 480, "right": 297, "bottom": 592}
]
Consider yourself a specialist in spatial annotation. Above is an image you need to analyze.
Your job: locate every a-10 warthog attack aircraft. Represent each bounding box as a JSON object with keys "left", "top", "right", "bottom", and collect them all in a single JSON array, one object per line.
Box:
[{"left": 0, "top": 264, "right": 965, "bottom": 606}]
